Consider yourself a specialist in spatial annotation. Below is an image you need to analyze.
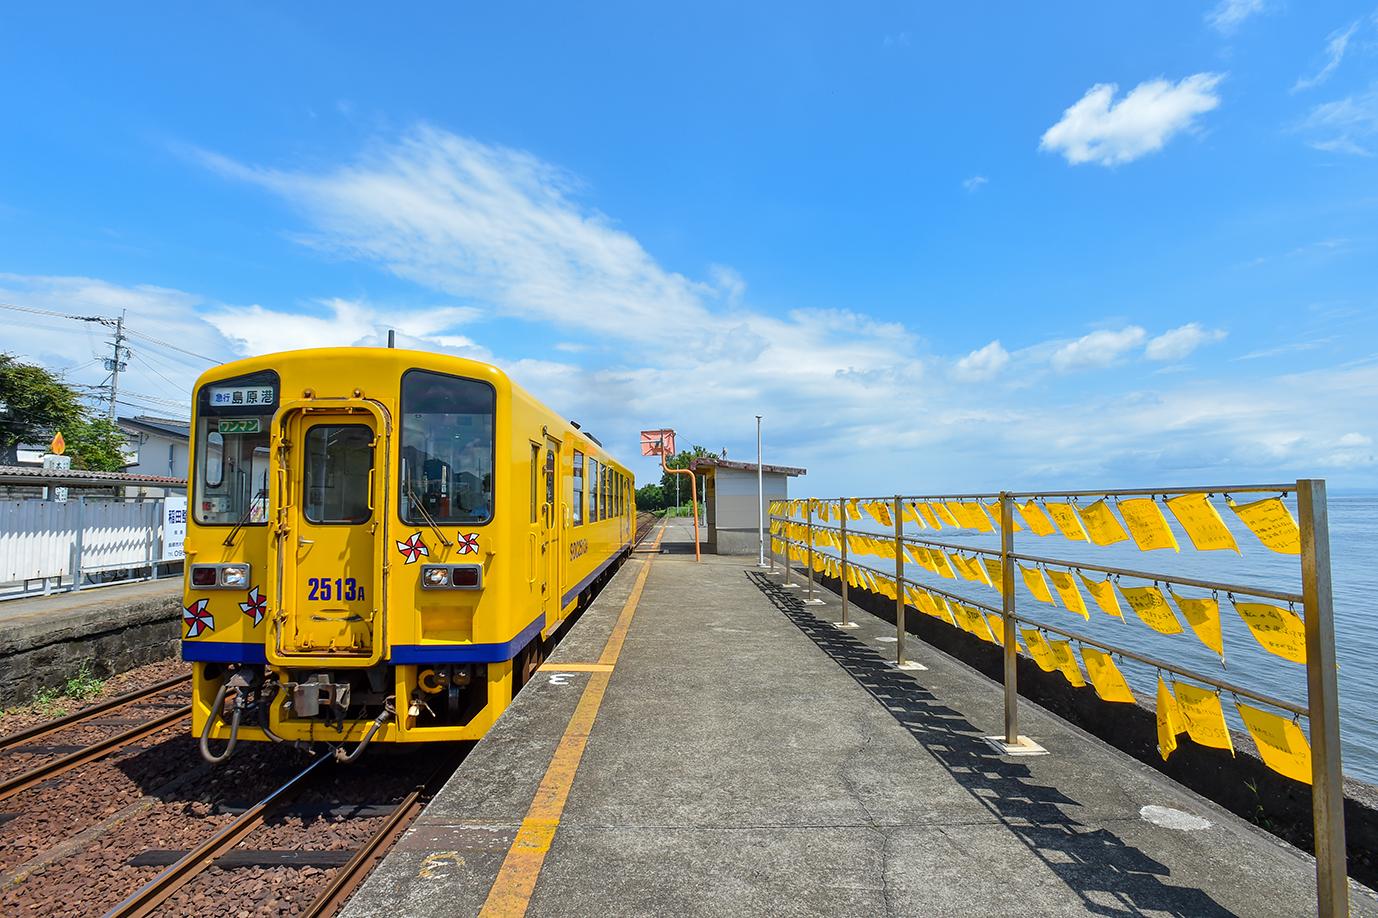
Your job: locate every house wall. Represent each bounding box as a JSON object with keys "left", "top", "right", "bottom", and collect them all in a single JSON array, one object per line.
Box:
[{"left": 709, "top": 467, "right": 790, "bottom": 555}]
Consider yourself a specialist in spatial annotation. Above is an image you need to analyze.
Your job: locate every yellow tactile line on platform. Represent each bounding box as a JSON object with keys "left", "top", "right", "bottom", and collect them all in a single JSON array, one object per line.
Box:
[
  {"left": 537, "top": 663, "right": 614, "bottom": 673},
  {"left": 477, "top": 521, "right": 666, "bottom": 918}
]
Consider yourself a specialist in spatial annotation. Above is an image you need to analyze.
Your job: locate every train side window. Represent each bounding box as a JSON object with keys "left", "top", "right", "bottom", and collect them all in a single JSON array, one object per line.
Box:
[
  {"left": 573, "top": 451, "right": 584, "bottom": 525},
  {"left": 530, "top": 443, "right": 539, "bottom": 523},
  {"left": 601, "top": 467, "right": 609, "bottom": 520},
  {"left": 588, "top": 458, "right": 600, "bottom": 522}
]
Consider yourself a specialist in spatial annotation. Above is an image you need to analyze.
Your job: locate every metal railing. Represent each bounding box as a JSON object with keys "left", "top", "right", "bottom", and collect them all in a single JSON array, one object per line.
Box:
[{"left": 767, "top": 480, "right": 1346, "bottom": 918}]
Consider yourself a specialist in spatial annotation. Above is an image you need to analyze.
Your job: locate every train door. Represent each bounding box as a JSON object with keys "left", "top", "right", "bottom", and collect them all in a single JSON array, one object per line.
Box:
[
  {"left": 539, "top": 435, "right": 562, "bottom": 622},
  {"left": 269, "top": 403, "right": 387, "bottom": 665}
]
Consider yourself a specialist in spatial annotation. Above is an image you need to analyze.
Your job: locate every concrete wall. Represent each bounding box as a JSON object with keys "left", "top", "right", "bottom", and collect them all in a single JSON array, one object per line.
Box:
[
  {"left": 708, "top": 468, "right": 789, "bottom": 555},
  {"left": 0, "top": 583, "right": 181, "bottom": 706}
]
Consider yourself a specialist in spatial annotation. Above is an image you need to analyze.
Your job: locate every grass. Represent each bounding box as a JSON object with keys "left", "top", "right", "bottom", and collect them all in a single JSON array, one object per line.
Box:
[{"left": 28, "top": 662, "right": 107, "bottom": 718}]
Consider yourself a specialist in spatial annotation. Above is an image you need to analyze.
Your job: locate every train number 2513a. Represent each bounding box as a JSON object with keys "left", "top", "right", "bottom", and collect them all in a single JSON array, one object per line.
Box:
[{"left": 307, "top": 577, "right": 363, "bottom": 602}]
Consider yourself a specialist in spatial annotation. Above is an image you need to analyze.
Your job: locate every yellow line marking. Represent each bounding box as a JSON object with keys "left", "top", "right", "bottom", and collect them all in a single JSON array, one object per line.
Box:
[
  {"left": 537, "top": 663, "right": 613, "bottom": 673},
  {"left": 478, "top": 520, "right": 665, "bottom": 918}
]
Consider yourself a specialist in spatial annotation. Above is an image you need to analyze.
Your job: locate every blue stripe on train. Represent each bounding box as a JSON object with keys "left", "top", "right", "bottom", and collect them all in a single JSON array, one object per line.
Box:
[{"left": 559, "top": 539, "right": 632, "bottom": 608}]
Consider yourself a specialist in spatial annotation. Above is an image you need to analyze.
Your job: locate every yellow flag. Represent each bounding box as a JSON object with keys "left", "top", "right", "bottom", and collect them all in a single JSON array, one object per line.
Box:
[
  {"left": 1021, "top": 629, "right": 1057, "bottom": 672},
  {"left": 1165, "top": 493, "right": 1240, "bottom": 553},
  {"left": 932, "top": 550, "right": 957, "bottom": 580},
  {"left": 943, "top": 501, "right": 971, "bottom": 529},
  {"left": 958, "top": 501, "right": 995, "bottom": 533},
  {"left": 909, "top": 588, "right": 937, "bottom": 616},
  {"left": 1079, "top": 574, "right": 1124, "bottom": 619},
  {"left": 1233, "top": 601, "right": 1306, "bottom": 664},
  {"left": 1237, "top": 703, "right": 1311, "bottom": 784},
  {"left": 1046, "top": 570, "right": 1089, "bottom": 619},
  {"left": 987, "top": 613, "right": 1016, "bottom": 648},
  {"left": 951, "top": 553, "right": 988, "bottom": 586},
  {"left": 901, "top": 501, "right": 920, "bottom": 524},
  {"left": 933, "top": 595, "right": 957, "bottom": 626},
  {"left": 931, "top": 502, "right": 960, "bottom": 528},
  {"left": 847, "top": 565, "right": 860, "bottom": 588},
  {"left": 1078, "top": 500, "right": 1130, "bottom": 546},
  {"left": 917, "top": 502, "right": 943, "bottom": 529},
  {"left": 1173, "top": 683, "right": 1234, "bottom": 753},
  {"left": 1017, "top": 500, "right": 1056, "bottom": 536},
  {"left": 1156, "top": 677, "right": 1184, "bottom": 761},
  {"left": 1044, "top": 501, "right": 1088, "bottom": 541},
  {"left": 866, "top": 501, "right": 894, "bottom": 527},
  {"left": 1080, "top": 647, "right": 1136, "bottom": 703},
  {"left": 962, "top": 605, "right": 995, "bottom": 642},
  {"left": 1227, "top": 497, "right": 1300, "bottom": 555},
  {"left": 982, "top": 557, "right": 1004, "bottom": 591},
  {"left": 984, "top": 501, "right": 1023, "bottom": 532},
  {"left": 1116, "top": 498, "right": 1179, "bottom": 552},
  {"left": 1020, "top": 564, "right": 1055, "bottom": 604},
  {"left": 1118, "top": 584, "right": 1183, "bottom": 635},
  {"left": 1047, "top": 640, "right": 1087, "bottom": 687},
  {"left": 1170, "top": 590, "right": 1224, "bottom": 657},
  {"left": 846, "top": 499, "right": 862, "bottom": 521}
]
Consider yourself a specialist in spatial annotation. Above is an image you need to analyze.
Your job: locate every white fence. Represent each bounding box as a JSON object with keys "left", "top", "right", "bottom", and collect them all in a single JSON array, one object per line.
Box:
[{"left": 0, "top": 496, "right": 185, "bottom": 598}]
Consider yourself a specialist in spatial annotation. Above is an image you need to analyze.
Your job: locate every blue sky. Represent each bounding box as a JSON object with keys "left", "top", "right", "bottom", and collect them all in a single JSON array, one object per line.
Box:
[{"left": 2, "top": 1, "right": 1376, "bottom": 496}]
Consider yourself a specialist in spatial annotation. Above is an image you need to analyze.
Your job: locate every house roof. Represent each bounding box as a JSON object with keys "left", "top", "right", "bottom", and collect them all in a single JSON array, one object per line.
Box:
[
  {"left": 117, "top": 415, "right": 191, "bottom": 439},
  {"left": 0, "top": 465, "right": 186, "bottom": 488},
  {"left": 689, "top": 457, "right": 806, "bottom": 477}
]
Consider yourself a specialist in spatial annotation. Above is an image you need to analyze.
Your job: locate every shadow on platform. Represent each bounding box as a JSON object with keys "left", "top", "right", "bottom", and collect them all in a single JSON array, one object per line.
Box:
[{"left": 748, "top": 570, "right": 1235, "bottom": 918}]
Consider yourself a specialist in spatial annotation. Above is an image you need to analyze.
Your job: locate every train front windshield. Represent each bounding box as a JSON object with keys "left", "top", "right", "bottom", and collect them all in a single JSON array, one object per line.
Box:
[{"left": 399, "top": 370, "right": 495, "bottom": 524}]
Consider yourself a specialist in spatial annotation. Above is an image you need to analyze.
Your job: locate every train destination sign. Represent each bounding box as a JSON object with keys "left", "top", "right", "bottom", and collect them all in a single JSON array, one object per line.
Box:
[{"left": 209, "top": 384, "right": 275, "bottom": 408}]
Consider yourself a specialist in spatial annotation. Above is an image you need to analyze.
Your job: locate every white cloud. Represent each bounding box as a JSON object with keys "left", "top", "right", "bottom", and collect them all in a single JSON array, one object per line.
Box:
[
  {"left": 1144, "top": 323, "right": 1227, "bottom": 361},
  {"left": 953, "top": 340, "right": 1009, "bottom": 380},
  {"left": 962, "top": 175, "right": 988, "bottom": 192},
  {"left": 1207, "top": 0, "right": 1265, "bottom": 34},
  {"left": 194, "top": 128, "right": 712, "bottom": 343},
  {"left": 205, "top": 297, "right": 481, "bottom": 357},
  {"left": 1293, "top": 21, "right": 1360, "bottom": 93},
  {"left": 1050, "top": 327, "right": 1147, "bottom": 371},
  {"left": 1040, "top": 74, "right": 1224, "bottom": 166},
  {"left": 1295, "top": 86, "right": 1378, "bottom": 156}
]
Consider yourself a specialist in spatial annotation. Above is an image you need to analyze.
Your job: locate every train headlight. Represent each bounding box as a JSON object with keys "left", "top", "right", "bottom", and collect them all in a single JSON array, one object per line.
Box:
[
  {"left": 220, "top": 564, "right": 250, "bottom": 587},
  {"left": 422, "top": 566, "right": 450, "bottom": 588}
]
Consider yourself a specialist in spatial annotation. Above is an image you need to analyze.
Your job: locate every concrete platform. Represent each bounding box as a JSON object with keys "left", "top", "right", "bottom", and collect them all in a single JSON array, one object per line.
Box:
[
  {"left": 0, "top": 579, "right": 180, "bottom": 704},
  {"left": 344, "top": 518, "right": 1378, "bottom": 917}
]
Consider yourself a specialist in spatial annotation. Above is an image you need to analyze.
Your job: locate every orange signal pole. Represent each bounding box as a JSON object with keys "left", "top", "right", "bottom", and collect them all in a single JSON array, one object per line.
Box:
[{"left": 661, "top": 450, "right": 700, "bottom": 562}]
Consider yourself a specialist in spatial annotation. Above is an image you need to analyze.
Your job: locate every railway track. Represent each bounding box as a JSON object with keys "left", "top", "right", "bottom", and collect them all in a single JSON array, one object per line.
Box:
[{"left": 0, "top": 675, "right": 192, "bottom": 804}]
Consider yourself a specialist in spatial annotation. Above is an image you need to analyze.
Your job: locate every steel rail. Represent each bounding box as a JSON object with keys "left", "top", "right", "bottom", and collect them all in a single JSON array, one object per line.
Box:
[
  {"left": 0, "top": 674, "right": 191, "bottom": 754},
  {"left": 301, "top": 755, "right": 460, "bottom": 918},
  {"left": 0, "top": 705, "right": 191, "bottom": 803},
  {"left": 1009, "top": 551, "right": 1304, "bottom": 604},
  {"left": 104, "top": 753, "right": 332, "bottom": 918},
  {"left": 301, "top": 785, "right": 426, "bottom": 918},
  {"left": 1012, "top": 612, "right": 1307, "bottom": 717}
]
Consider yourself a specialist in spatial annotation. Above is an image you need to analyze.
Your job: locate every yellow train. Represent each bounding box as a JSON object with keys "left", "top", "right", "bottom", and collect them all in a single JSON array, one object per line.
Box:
[{"left": 182, "top": 347, "right": 635, "bottom": 761}]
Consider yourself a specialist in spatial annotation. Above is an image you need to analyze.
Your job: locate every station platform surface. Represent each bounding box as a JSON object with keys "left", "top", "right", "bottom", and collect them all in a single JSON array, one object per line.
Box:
[
  {"left": 345, "top": 518, "right": 1377, "bottom": 917},
  {"left": 0, "top": 578, "right": 178, "bottom": 630}
]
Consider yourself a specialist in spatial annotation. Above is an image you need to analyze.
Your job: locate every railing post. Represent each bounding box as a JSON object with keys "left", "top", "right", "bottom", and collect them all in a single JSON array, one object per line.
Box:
[
  {"left": 893, "top": 494, "right": 919, "bottom": 669},
  {"left": 768, "top": 513, "right": 777, "bottom": 573},
  {"left": 837, "top": 500, "right": 853, "bottom": 628},
  {"left": 1001, "top": 491, "right": 1018, "bottom": 745},
  {"left": 1298, "top": 479, "right": 1348, "bottom": 918},
  {"left": 804, "top": 501, "right": 823, "bottom": 605}
]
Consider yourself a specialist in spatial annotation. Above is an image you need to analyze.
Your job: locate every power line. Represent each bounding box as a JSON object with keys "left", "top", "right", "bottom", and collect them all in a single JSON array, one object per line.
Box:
[{"left": 123, "top": 328, "right": 217, "bottom": 364}]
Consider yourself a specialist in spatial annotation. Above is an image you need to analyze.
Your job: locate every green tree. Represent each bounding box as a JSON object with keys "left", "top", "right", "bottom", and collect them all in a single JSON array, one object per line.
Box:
[
  {"left": 0, "top": 353, "right": 85, "bottom": 464},
  {"left": 635, "top": 483, "right": 665, "bottom": 512},
  {"left": 64, "top": 416, "right": 130, "bottom": 472}
]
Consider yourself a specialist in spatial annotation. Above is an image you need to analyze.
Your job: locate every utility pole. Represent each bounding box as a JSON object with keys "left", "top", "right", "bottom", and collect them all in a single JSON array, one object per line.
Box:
[{"left": 103, "top": 309, "right": 129, "bottom": 419}]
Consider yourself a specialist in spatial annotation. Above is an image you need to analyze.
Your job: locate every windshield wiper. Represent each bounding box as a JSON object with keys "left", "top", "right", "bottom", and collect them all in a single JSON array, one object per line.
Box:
[
  {"left": 223, "top": 488, "right": 268, "bottom": 547},
  {"left": 406, "top": 480, "right": 453, "bottom": 549}
]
